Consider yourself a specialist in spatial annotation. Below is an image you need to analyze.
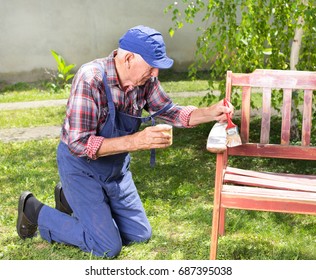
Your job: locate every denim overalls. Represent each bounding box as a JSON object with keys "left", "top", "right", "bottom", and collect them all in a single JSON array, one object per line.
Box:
[{"left": 37, "top": 66, "right": 172, "bottom": 257}]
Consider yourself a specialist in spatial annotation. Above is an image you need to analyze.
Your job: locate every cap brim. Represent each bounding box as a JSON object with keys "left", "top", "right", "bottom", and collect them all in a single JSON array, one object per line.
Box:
[{"left": 145, "top": 56, "right": 174, "bottom": 69}]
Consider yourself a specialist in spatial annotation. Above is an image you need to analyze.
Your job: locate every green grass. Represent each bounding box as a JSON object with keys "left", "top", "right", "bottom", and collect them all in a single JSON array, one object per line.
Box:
[
  {"left": 0, "top": 81, "right": 70, "bottom": 103},
  {"left": 1, "top": 73, "right": 316, "bottom": 260},
  {"left": 1, "top": 125, "right": 316, "bottom": 260},
  {"left": 0, "top": 96, "right": 209, "bottom": 129},
  {"left": 0, "top": 107, "right": 66, "bottom": 128},
  {"left": 0, "top": 71, "right": 210, "bottom": 103}
]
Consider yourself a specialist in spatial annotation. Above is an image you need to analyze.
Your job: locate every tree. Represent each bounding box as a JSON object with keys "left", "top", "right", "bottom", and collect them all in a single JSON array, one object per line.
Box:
[
  {"left": 165, "top": 0, "right": 316, "bottom": 140},
  {"left": 290, "top": 0, "right": 309, "bottom": 138}
]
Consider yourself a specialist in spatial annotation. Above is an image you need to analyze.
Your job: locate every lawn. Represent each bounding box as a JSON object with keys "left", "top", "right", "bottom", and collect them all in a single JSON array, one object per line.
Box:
[{"left": 1, "top": 74, "right": 316, "bottom": 260}]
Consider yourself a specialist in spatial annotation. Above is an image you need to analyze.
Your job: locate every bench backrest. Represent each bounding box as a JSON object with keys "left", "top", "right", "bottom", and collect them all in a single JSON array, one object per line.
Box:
[{"left": 226, "top": 69, "right": 316, "bottom": 160}]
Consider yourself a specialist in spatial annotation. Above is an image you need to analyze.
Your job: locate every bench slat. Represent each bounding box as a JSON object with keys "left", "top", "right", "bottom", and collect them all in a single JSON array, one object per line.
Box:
[
  {"left": 222, "top": 185, "right": 316, "bottom": 215},
  {"left": 281, "top": 88, "right": 292, "bottom": 145},
  {"left": 232, "top": 69, "right": 316, "bottom": 89},
  {"left": 302, "top": 89, "right": 313, "bottom": 146},
  {"left": 226, "top": 166, "right": 316, "bottom": 184},
  {"left": 228, "top": 143, "right": 316, "bottom": 160},
  {"left": 224, "top": 173, "right": 316, "bottom": 192}
]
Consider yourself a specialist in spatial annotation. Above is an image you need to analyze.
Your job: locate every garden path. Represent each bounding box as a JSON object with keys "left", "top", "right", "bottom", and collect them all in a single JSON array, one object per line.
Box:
[{"left": 0, "top": 91, "right": 209, "bottom": 142}]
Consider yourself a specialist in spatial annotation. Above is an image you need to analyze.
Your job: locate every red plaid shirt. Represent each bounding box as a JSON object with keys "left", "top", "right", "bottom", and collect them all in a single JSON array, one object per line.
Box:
[{"left": 61, "top": 50, "right": 197, "bottom": 159}]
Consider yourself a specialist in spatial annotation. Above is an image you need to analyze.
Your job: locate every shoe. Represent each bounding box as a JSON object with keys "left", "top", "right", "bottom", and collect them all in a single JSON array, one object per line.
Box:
[
  {"left": 54, "top": 182, "right": 72, "bottom": 215},
  {"left": 16, "top": 191, "right": 38, "bottom": 239}
]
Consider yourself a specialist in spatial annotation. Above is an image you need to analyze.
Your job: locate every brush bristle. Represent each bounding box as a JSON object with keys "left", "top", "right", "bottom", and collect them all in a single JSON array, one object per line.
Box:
[{"left": 226, "top": 127, "right": 242, "bottom": 147}]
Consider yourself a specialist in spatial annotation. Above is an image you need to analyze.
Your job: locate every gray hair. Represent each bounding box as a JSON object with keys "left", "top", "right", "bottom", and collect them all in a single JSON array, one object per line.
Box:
[{"left": 117, "top": 48, "right": 144, "bottom": 62}]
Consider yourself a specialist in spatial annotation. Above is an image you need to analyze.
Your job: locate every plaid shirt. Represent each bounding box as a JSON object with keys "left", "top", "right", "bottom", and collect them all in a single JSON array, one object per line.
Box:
[{"left": 61, "top": 50, "right": 197, "bottom": 159}]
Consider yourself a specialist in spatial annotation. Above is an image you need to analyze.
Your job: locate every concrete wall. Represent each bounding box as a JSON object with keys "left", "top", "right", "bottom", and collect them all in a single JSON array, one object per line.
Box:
[{"left": 0, "top": 0, "right": 203, "bottom": 83}]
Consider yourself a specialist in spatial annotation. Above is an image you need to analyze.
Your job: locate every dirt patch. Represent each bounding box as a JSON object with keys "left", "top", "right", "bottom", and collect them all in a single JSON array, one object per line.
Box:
[{"left": 0, "top": 126, "right": 61, "bottom": 142}]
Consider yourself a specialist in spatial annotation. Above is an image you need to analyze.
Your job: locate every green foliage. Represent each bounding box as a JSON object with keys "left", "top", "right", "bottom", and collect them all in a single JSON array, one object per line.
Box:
[
  {"left": 296, "top": 3, "right": 316, "bottom": 71},
  {"left": 47, "top": 50, "right": 75, "bottom": 92},
  {"left": 165, "top": 0, "right": 316, "bottom": 103}
]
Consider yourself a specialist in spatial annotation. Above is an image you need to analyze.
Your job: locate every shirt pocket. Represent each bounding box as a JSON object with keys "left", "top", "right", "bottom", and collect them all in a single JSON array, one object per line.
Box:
[
  {"left": 132, "top": 92, "right": 146, "bottom": 116},
  {"left": 97, "top": 106, "right": 108, "bottom": 132}
]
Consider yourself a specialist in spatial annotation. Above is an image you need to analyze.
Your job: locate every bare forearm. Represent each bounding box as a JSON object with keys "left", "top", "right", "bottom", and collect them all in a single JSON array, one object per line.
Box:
[
  {"left": 96, "top": 126, "right": 172, "bottom": 158},
  {"left": 189, "top": 100, "right": 234, "bottom": 126},
  {"left": 189, "top": 107, "right": 216, "bottom": 126},
  {"left": 96, "top": 134, "right": 139, "bottom": 157}
]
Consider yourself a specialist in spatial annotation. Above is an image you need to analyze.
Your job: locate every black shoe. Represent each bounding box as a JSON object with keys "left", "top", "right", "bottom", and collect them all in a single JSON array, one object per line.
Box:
[
  {"left": 54, "top": 182, "right": 72, "bottom": 215},
  {"left": 17, "top": 191, "right": 38, "bottom": 239}
]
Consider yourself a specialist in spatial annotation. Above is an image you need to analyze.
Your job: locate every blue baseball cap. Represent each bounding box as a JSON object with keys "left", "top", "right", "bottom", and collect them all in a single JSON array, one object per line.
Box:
[{"left": 119, "top": 25, "right": 174, "bottom": 69}]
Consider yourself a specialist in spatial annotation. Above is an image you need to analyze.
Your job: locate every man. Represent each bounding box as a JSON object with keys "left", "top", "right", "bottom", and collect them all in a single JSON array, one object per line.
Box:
[{"left": 17, "top": 25, "right": 233, "bottom": 258}]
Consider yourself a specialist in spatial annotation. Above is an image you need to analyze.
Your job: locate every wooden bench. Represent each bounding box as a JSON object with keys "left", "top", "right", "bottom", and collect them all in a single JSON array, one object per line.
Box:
[{"left": 209, "top": 69, "right": 316, "bottom": 259}]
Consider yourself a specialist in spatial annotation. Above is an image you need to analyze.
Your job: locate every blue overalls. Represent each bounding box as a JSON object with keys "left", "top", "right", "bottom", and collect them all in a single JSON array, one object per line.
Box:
[{"left": 37, "top": 67, "right": 172, "bottom": 257}]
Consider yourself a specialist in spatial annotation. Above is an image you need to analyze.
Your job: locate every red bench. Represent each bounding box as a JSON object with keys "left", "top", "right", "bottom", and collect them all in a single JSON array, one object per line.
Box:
[{"left": 209, "top": 69, "right": 316, "bottom": 259}]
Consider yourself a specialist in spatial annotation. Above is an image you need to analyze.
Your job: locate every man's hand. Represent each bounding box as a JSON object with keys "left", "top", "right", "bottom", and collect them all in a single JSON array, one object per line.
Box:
[
  {"left": 133, "top": 125, "right": 172, "bottom": 150},
  {"left": 189, "top": 99, "right": 234, "bottom": 126},
  {"left": 96, "top": 125, "right": 172, "bottom": 158}
]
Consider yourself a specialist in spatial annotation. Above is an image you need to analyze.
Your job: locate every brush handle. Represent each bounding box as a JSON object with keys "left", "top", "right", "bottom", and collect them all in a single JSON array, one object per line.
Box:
[{"left": 223, "top": 98, "right": 236, "bottom": 129}]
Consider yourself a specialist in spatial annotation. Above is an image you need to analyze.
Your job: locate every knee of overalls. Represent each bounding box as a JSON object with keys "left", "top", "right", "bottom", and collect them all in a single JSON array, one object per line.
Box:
[
  {"left": 123, "top": 224, "right": 152, "bottom": 245},
  {"left": 89, "top": 236, "right": 122, "bottom": 258},
  {"left": 103, "top": 243, "right": 122, "bottom": 258},
  {"left": 139, "top": 225, "right": 152, "bottom": 242}
]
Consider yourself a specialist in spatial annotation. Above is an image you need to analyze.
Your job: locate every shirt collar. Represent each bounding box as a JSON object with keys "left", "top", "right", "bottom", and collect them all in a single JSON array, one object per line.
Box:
[{"left": 105, "top": 50, "right": 121, "bottom": 88}]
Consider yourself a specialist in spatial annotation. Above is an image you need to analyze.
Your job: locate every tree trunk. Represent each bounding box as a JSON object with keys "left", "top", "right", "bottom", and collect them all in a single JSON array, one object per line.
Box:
[
  {"left": 289, "top": 12, "right": 305, "bottom": 140},
  {"left": 290, "top": 15, "right": 304, "bottom": 70}
]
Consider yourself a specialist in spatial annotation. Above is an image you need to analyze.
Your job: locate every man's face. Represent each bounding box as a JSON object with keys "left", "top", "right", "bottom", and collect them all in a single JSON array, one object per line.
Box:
[{"left": 128, "top": 54, "right": 159, "bottom": 87}]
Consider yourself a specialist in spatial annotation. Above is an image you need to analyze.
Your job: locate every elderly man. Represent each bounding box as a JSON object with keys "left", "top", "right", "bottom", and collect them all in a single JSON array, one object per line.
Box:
[{"left": 17, "top": 25, "right": 233, "bottom": 258}]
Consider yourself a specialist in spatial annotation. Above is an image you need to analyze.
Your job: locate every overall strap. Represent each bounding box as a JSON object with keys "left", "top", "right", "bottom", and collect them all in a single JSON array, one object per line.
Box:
[
  {"left": 141, "top": 102, "right": 174, "bottom": 167},
  {"left": 103, "top": 75, "right": 116, "bottom": 124},
  {"left": 141, "top": 102, "right": 174, "bottom": 126},
  {"left": 94, "top": 64, "right": 116, "bottom": 130}
]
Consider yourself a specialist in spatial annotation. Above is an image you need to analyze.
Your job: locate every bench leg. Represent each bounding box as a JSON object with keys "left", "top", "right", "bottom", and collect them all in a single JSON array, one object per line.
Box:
[
  {"left": 210, "top": 153, "right": 225, "bottom": 260},
  {"left": 210, "top": 200, "right": 220, "bottom": 260},
  {"left": 219, "top": 207, "right": 226, "bottom": 236}
]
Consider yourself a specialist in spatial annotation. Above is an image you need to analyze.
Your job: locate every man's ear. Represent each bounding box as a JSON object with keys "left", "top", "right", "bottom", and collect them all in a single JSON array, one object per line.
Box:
[{"left": 125, "top": 52, "right": 134, "bottom": 69}]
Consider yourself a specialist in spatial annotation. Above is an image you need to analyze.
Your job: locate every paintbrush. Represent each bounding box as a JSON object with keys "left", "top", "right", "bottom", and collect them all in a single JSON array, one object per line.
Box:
[
  {"left": 223, "top": 98, "right": 242, "bottom": 147},
  {"left": 206, "top": 122, "right": 227, "bottom": 153}
]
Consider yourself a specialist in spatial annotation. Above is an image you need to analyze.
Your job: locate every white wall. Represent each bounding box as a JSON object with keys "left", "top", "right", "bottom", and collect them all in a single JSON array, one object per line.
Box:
[{"left": 0, "top": 0, "right": 204, "bottom": 83}]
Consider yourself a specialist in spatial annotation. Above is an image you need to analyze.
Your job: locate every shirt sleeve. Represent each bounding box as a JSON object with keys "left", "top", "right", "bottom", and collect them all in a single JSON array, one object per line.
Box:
[
  {"left": 179, "top": 105, "right": 198, "bottom": 127},
  {"left": 86, "top": 135, "right": 104, "bottom": 159},
  {"left": 145, "top": 79, "right": 198, "bottom": 128},
  {"left": 65, "top": 66, "right": 104, "bottom": 158}
]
